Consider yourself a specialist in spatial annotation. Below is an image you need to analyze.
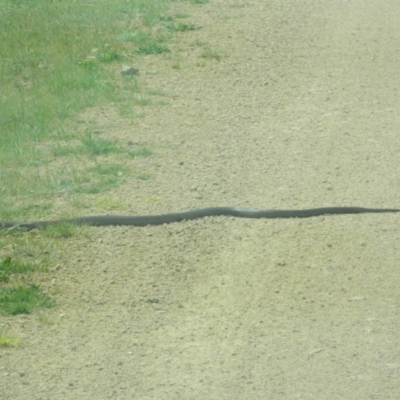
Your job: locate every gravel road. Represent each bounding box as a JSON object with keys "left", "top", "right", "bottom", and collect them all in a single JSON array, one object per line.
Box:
[{"left": 2, "top": 0, "right": 400, "bottom": 398}]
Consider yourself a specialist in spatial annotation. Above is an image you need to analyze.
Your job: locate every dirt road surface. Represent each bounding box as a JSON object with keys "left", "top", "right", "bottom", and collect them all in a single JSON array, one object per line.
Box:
[{"left": 2, "top": 0, "right": 400, "bottom": 399}]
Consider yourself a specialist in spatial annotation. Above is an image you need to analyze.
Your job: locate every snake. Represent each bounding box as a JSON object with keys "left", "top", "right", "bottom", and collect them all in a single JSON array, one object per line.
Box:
[{"left": 1, "top": 206, "right": 399, "bottom": 230}]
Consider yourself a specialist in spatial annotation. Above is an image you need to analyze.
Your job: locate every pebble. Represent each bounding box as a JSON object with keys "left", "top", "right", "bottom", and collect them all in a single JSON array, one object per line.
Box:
[{"left": 121, "top": 66, "right": 139, "bottom": 76}]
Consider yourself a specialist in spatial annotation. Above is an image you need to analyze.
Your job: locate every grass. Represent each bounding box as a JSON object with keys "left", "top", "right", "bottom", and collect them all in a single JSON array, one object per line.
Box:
[
  {"left": 52, "top": 132, "right": 123, "bottom": 157},
  {"left": 135, "top": 42, "right": 170, "bottom": 55},
  {"left": 41, "top": 221, "right": 90, "bottom": 239},
  {"left": 0, "top": 0, "right": 176, "bottom": 208},
  {"left": 0, "top": 332, "right": 20, "bottom": 348},
  {"left": 81, "top": 133, "right": 122, "bottom": 156},
  {"left": 0, "top": 257, "right": 40, "bottom": 283},
  {"left": 1, "top": 3, "right": 115, "bottom": 148},
  {"left": 0, "top": 0, "right": 211, "bottom": 319},
  {"left": 0, "top": 285, "right": 54, "bottom": 316},
  {"left": 42, "top": 162, "right": 126, "bottom": 196},
  {"left": 73, "top": 174, "right": 119, "bottom": 195},
  {"left": 0, "top": 204, "right": 52, "bottom": 222},
  {"left": 96, "top": 198, "right": 124, "bottom": 210},
  {"left": 0, "top": 0, "right": 212, "bottom": 221},
  {"left": 0, "top": 222, "right": 89, "bottom": 317}
]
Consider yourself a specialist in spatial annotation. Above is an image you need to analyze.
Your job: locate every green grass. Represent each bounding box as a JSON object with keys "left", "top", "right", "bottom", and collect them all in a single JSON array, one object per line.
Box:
[
  {"left": 119, "top": 28, "right": 170, "bottom": 55},
  {"left": 0, "top": 0, "right": 174, "bottom": 214},
  {"left": 0, "top": 0, "right": 210, "bottom": 317},
  {"left": 0, "top": 204, "right": 52, "bottom": 222},
  {"left": 74, "top": 175, "right": 118, "bottom": 194},
  {"left": 41, "top": 221, "right": 90, "bottom": 239},
  {"left": 0, "top": 285, "right": 54, "bottom": 316},
  {"left": 0, "top": 257, "right": 40, "bottom": 283},
  {"left": 43, "top": 162, "right": 126, "bottom": 196},
  {"left": 81, "top": 133, "right": 122, "bottom": 156},
  {"left": 0, "top": 3, "right": 118, "bottom": 149},
  {"left": 52, "top": 132, "right": 123, "bottom": 157},
  {"left": 135, "top": 42, "right": 170, "bottom": 55},
  {"left": 0, "top": 0, "right": 212, "bottom": 222}
]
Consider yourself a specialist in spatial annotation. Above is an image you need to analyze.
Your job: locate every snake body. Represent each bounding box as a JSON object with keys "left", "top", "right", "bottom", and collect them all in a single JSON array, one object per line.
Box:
[{"left": 1, "top": 206, "right": 399, "bottom": 230}]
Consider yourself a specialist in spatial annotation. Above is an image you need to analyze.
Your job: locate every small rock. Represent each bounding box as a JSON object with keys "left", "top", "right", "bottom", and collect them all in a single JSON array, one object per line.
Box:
[{"left": 121, "top": 66, "right": 139, "bottom": 76}]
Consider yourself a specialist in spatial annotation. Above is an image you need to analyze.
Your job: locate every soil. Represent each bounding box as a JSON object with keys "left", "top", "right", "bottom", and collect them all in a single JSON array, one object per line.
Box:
[{"left": 2, "top": 0, "right": 400, "bottom": 399}]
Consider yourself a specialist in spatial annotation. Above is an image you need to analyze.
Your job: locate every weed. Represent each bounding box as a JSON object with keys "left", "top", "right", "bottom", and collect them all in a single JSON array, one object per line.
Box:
[
  {"left": 81, "top": 133, "right": 121, "bottom": 156},
  {"left": 135, "top": 42, "right": 170, "bottom": 55},
  {"left": 98, "top": 49, "right": 124, "bottom": 63},
  {"left": 0, "top": 285, "right": 54, "bottom": 315},
  {"left": 120, "top": 29, "right": 170, "bottom": 55},
  {"left": 53, "top": 135, "right": 123, "bottom": 157},
  {"left": 75, "top": 59, "right": 99, "bottom": 71},
  {"left": 42, "top": 222, "right": 88, "bottom": 239},
  {"left": 0, "top": 257, "right": 39, "bottom": 283}
]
